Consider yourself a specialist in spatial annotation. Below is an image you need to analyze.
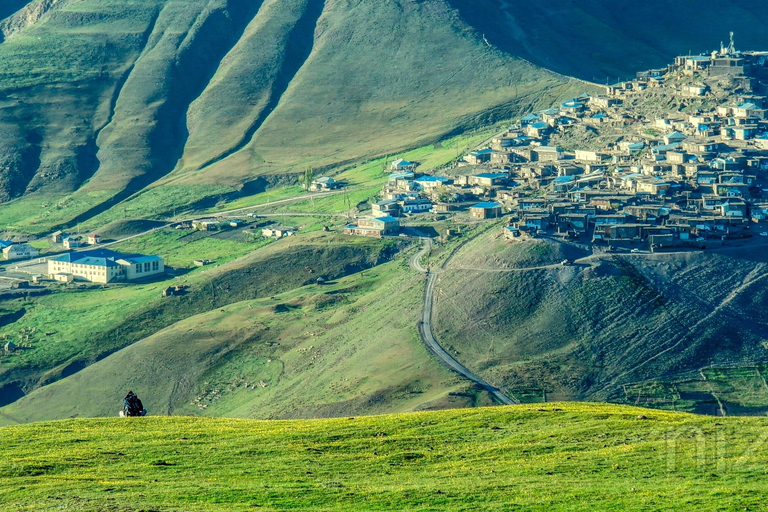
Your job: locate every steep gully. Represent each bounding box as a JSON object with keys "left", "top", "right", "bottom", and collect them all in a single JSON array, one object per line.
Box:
[
  {"left": 62, "top": 0, "right": 267, "bottom": 229},
  {"left": 198, "top": 0, "right": 327, "bottom": 170}
]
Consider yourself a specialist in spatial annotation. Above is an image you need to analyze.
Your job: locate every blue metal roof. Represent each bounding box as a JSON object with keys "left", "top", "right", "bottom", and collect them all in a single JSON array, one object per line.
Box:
[
  {"left": 49, "top": 249, "right": 161, "bottom": 267},
  {"left": 50, "top": 249, "right": 126, "bottom": 264},
  {"left": 471, "top": 202, "right": 502, "bottom": 209},
  {"left": 123, "top": 255, "right": 163, "bottom": 264},
  {"left": 415, "top": 175, "right": 449, "bottom": 182}
]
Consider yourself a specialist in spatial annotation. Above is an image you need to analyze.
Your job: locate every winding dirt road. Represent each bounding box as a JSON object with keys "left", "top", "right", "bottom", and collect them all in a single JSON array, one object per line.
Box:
[{"left": 410, "top": 238, "right": 519, "bottom": 405}]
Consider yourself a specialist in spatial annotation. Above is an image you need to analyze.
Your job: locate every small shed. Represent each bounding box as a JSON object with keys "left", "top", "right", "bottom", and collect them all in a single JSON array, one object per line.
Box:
[{"left": 4, "top": 341, "right": 17, "bottom": 353}]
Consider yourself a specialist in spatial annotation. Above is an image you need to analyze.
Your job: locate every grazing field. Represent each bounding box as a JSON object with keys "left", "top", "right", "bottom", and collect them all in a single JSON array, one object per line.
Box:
[
  {"left": 623, "top": 364, "right": 768, "bottom": 416},
  {"left": 2, "top": 403, "right": 768, "bottom": 510},
  {"left": 0, "top": 255, "right": 489, "bottom": 424},
  {"left": 0, "top": 234, "right": 397, "bottom": 406},
  {"left": 109, "top": 227, "right": 273, "bottom": 269}
]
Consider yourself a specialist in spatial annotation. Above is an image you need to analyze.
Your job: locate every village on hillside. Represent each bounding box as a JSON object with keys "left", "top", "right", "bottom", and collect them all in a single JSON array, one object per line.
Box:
[{"left": 345, "top": 35, "right": 768, "bottom": 251}]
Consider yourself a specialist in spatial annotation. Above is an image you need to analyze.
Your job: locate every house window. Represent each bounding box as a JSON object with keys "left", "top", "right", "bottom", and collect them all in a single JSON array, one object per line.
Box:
[
  {"left": 152, "top": 261, "right": 159, "bottom": 271},
  {"left": 144, "top": 262, "right": 151, "bottom": 272},
  {"left": 136, "top": 264, "right": 142, "bottom": 273}
]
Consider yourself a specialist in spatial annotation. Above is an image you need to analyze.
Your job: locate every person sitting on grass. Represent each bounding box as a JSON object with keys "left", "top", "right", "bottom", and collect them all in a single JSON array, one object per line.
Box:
[{"left": 120, "top": 390, "right": 147, "bottom": 417}]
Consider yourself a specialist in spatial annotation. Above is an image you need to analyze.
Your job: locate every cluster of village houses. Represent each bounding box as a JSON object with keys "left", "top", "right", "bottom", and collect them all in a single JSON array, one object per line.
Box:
[
  {"left": 6, "top": 38, "right": 768, "bottom": 280},
  {"left": 344, "top": 39, "right": 768, "bottom": 249}
]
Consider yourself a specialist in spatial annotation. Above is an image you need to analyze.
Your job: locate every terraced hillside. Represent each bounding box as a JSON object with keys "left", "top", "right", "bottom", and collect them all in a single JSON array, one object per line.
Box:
[
  {"left": 433, "top": 231, "right": 768, "bottom": 412},
  {"left": 2, "top": 403, "right": 768, "bottom": 510}
]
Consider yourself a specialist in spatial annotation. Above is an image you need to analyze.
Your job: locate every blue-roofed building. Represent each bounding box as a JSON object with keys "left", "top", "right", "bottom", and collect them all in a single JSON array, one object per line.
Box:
[
  {"left": 390, "top": 158, "right": 417, "bottom": 171},
  {"left": 469, "top": 202, "right": 503, "bottom": 220},
  {"left": 652, "top": 142, "right": 681, "bottom": 155},
  {"left": 520, "top": 113, "right": 541, "bottom": 125},
  {"left": 0, "top": 240, "right": 12, "bottom": 249},
  {"left": 388, "top": 172, "right": 415, "bottom": 182},
  {"left": 464, "top": 148, "right": 493, "bottom": 165},
  {"left": 560, "top": 99, "right": 584, "bottom": 113},
  {"left": 552, "top": 175, "right": 577, "bottom": 193},
  {"left": 663, "top": 131, "right": 686, "bottom": 145},
  {"left": 524, "top": 121, "right": 550, "bottom": 138},
  {"left": 48, "top": 249, "right": 164, "bottom": 283}
]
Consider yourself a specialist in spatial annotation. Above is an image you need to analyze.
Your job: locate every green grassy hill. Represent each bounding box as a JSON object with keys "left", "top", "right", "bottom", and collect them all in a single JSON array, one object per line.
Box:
[
  {"left": 2, "top": 403, "right": 768, "bottom": 510},
  {"left": 0, "top": 257, "right": 492, "bottom": 425},
  {"left": 433, "top": 231, "right": 768, "bottom": 412},
  {"left": 0, "top": 233, "right": 400, "bottom": 407}
]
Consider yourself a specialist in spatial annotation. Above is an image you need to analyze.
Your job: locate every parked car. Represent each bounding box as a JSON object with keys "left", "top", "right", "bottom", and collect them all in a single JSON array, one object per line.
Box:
[
  {"left": 760, "top": 232, "right": 768, "bottom": 237},
  {"left": 630, "top": 248, "right": 640, "bottom": 253}
]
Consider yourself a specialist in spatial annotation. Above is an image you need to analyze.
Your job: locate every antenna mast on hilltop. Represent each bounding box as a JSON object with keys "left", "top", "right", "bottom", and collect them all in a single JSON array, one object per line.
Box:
[{"left": 728, "top": 31, "right": 736, "bottom": 54}]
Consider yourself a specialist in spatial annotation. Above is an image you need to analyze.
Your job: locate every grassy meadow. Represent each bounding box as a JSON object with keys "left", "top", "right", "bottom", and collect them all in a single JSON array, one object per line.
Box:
[
  {"left": 0, "top": 253, "right": 490, "bottom": 424},
  {"left": 2, "top": 403, "right": 768, "bottom": 510}
]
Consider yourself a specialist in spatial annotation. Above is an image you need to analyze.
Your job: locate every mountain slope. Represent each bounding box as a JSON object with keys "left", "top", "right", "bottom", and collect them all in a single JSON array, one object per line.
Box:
[
  {"left": 433, "top": 232, "right": 768, "bottom": 406},
  {"left": 0, "top": 0, "right": 581, "bottom": 228},
  {"left": 4, "top": 1, "right": 767, "bottom": 229},
  {"left": 446, "top": 0, "right": 768, "bottom": 81}
]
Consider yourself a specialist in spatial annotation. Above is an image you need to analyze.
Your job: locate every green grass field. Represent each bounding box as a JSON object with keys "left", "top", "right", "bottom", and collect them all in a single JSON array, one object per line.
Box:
[
  {"left": 2, "top": 403, "right": 768, "bottom": 510},
  {"left": 110, "top": 227, "right": 273, "bottom": 269},
  {"left": 0, "top": 252, "right": 490, "bottom": 424},
  {"left": 623, "top": 364, "right": 768, "bottom": 416}
]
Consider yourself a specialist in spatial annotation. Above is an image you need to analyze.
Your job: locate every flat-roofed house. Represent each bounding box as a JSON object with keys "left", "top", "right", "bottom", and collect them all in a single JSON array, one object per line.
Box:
[
  {"left": 344, "top": 216, "right": 400, "bottom": 237},
  {"left": 469, "top": 202, "right": 503, "bottom": 220}
]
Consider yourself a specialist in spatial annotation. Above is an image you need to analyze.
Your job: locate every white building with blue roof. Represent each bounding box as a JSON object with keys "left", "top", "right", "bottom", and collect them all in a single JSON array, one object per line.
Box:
[{"left": 48, "top": 249, "right": 164, "bottom": 283}]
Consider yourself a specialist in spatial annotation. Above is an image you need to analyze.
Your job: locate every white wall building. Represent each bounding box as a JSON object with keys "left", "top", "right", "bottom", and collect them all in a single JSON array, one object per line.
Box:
[{"left": 48, "top": 249, "right": 164, "bottom": 284}]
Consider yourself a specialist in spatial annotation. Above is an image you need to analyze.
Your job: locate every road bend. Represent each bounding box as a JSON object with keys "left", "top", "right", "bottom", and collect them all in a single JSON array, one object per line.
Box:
[{"left": 411, "top": 238, "right": 519, "bottom": 405}]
